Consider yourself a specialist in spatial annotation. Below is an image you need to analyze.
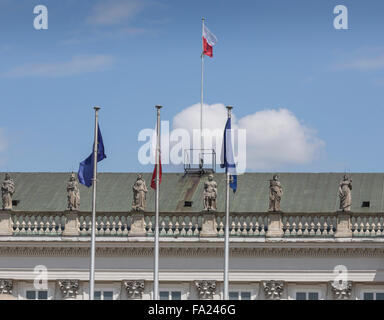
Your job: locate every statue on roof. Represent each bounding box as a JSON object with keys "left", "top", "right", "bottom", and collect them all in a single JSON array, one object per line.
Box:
[
  {"left": 268, "top": 175, "right": 283, "bottom": 212},
  {"left": 338, "top": 175, "right": 352, "bottom": 212},
  {"left": 67, "top": 172, "right": 80, "bottom": 211},
  {"left": 203, "top": 174, "right": 217, "bottom": 211},
  {"left": 132, "top": 174, "right": 148, "bottom": 211},
  {"left": 1, "top": 173, "right": 15, "bottom": 210}
]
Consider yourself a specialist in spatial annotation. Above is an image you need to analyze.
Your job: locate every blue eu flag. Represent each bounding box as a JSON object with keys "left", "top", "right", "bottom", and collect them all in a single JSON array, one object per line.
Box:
[
  {"left": 220, "top": 118, "right": 237, "bottom": 193},
  {"left": 78, "top": 125, "right": 106, "bottom": 187}
]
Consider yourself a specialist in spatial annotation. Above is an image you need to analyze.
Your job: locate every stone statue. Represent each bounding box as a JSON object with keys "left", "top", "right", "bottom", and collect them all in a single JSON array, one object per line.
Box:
[
  {"left": 338, "top": 175, "right": 352, "bottom": 212},
  {"left": 132, "top": 174, "right": 148, "bottom": 211},
  {"left": 268, "top": 175, "right": 283, "bottom": 212},
  {"left": 1, "top": 174, "right": 15, "bottom": 210},
  {"left": 67, "top": 173, "right": 80, "bottom": 211},
  {"left": 203, "top": 174, "right": 217, "bottom": 211}
]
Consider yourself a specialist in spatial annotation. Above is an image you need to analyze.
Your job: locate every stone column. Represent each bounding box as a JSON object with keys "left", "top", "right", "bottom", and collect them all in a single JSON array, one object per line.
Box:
[
  {"left": 62, "top": 211, "right": 80, "bottom": 236},
  {"left": 195, "top": 280, "right": 216, "bottom": 300},
  {"left": 266, "top": 212, "right": 284, "bottom": 238},
  {"left": 200, "top": 213, "right": 217, "bottom": 237},
  {"left": 335, "top": 213, "right": 352, "bottom": 238},
  {"left": 123, "top": 280, "right": 145, "bottom": 299},
  {"left": 0, "top": 212, "right": 12, "bottom": 236},
  {"left": 129, "top": 213, "right": 146, "bottom": 236},
  {"left": 58, "top": 280, "right": 79, "bottom": 300}
]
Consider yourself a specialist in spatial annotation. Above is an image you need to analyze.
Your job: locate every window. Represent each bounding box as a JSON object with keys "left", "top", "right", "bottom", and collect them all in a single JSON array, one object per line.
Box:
[
  {"left": 362, "top": 201, "right": 370, "bottom": 208},
  {"left": 159, "top": 291, "right": 181, "bottom": 300},
  {"left": 363, "top": 292, "right": 384, "bottom": 300},
  {"left": 94, "top": 290, "right": 114, "bottom": 300},
  {"left": 229, "top": 291, "right": 251, "bottom": 300},
  {"left": 184, "top": 201, "right": 193, "bottom": 207},
  {"left": 26, "top": 290, "right": 48, "bottom": 300},
  {"left": 295, "top": 292, "right": 319, "bottom": 300}
]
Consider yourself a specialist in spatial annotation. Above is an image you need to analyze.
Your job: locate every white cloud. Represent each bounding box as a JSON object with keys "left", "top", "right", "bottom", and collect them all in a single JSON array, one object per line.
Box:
[
  {"left": 4, "top": 55, "right": 115, "bottom": 78},
  {"left": 337, "top": 55, "right": 384, "bottom": 71},
  {"left": 238, "top": 108, "right": 324, "bottom": 169},
  {"left": 87, "top": 0, "right": 148, "bottom": 25},
  {"left": 171, "top": 103, "right": 325, "bottom": 171},
  {"left": 173, "top": 103, "right": 233, "bottom": 134}
]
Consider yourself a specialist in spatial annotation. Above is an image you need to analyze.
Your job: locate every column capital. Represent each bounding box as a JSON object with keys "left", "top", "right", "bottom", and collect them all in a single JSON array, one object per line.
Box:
[
  {"left": 331, "top": 280, "right": 353, "bottom": 299},
  {"left": 262, "top": 280, "right": 285, "bottom": 300},
  {"left": 58, "top": 279, "right": 79, "bottom": 299},
  {"left": 194, "top": 280, "right": 216, "bottom": 300},
  {"left": 0, "top": 279, "right": 13, "bottom": 295},
  {"left": 123, "top": 280, "right": 145, "bottom": 299}
]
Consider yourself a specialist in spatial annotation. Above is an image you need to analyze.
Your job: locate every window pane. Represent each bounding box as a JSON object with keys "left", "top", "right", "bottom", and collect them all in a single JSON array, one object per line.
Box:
[
  {"left": 103, "top": 291, "right": 113, "bottom": 300},
  {"left": 363, "top": 292, "right": 374, "bottom": 300},
  {"left": 159, "top": 291, "right": 169, "bottom": 300},
  {"left": 296, "top": 292, "right": 306, "bottom": 300},
  {"left": 376, "top": 293, "right": 384, "bottom": 300},
  {"left": 171, "top": 291, "right": 181, "bottom": 300},
  {"left": 94, "top": 291, "right": 101, "bottom": 300},
  {"left": 229, "top": 292, "right": 238, "bottom": 300},
  {"left": 308, "top": 292, "right": 319, "bottom": 300},
  {"left": 26, "top": 291, "right": 36, "bottom": 300},
  {"left": 241, "top": 292, "right": 251, "bottom": 300},
  {"left": 38, "top": 291, "right": 48, "bottom": 300},
  {"left": 363, "top": 293, "right": 374, "bottom": 300}
]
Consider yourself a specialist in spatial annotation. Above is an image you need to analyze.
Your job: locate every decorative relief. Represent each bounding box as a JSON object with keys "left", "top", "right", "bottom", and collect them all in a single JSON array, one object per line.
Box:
[
  {"left": 0, "top": 279, "right": 13, "bottom": 294},
  {"left": 123, "top": 280, "right": 145, "bottom": 299},
  {"left": 195, "top": 280, "right": 216, "bottom": 299},
  {"left": 331, "top": 281, "right": 352, "bottom": 300},
  {"left": 58, "top": 279, "right": 79, "bottom": 299},
  {"left": 262, "top": 280, "right": 284, "bottom": 299}
]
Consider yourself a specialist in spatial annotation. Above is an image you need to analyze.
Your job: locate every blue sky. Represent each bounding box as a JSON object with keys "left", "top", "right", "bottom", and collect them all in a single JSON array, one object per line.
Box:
[{"left": 1, "top": 0, "right": 384, "bottom": 173}]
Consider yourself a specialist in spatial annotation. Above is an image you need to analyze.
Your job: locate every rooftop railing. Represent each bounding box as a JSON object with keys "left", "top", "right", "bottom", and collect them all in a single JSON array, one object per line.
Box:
[{"left": 2, "top": 211, "right": 384, "bottom": 239}]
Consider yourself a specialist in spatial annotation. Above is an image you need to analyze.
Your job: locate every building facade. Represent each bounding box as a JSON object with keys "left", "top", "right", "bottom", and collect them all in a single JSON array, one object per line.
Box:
[{"left": 0, "top": 172, "right": 383, "bottom": 300}]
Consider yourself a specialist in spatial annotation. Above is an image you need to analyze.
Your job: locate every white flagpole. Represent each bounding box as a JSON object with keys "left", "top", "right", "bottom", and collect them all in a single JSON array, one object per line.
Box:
[
  {"left": 89, "top": 106, "right": 100, "bottom": 300},
  {"left": 153, "top": 105, "right": 162, "bottom": 300},
  {"left": 224, "top": 105, "right": 233, "bottom": 300},
  {"left": 200, "top": 17, "right": 205, "bottom": 154}
]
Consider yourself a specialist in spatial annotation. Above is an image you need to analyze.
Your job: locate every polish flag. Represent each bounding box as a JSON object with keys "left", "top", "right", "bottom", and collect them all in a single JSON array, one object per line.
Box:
[
  {"left": 151, "top": 126, "right": 162, "bottom": 190},
  {"left": 203, "top": 24, "right": 218, "bottom": 57}
]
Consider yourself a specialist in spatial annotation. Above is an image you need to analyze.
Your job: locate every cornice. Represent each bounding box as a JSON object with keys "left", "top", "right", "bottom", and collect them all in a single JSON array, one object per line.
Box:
[{"left": 0, "top": 245, "right": 383, "bottom": 257}]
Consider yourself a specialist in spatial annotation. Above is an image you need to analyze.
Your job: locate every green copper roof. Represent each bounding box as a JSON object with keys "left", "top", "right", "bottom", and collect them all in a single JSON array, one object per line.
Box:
[{"left": 1, "top": 172, "right": 383, "bottom": 213}]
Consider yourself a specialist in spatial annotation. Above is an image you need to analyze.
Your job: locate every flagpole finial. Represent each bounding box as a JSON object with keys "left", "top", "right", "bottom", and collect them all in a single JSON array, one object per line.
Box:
[
  {"left": 94, "top": 106, "right": 100, "bottom": 111},
  {"left": 202, "top": 17, "right": 205, "bottom": 21},
  {"left": 226, "top": 105, "right": 233, "bottom": 118},
  {"left": 155, "top": 105, "right": 163, "bottom": 110}
]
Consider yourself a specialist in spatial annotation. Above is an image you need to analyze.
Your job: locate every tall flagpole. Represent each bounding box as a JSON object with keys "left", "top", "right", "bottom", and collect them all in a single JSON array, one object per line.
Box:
[
  {"left": 89, "top": 106, "right": 100, "bottom": 300},
  {"left": 224, "top": 105, "right": 233, "bottom": 300},
  {"left": 200, "top": 17, "right": 205, "bottom": 154},
  {"left": 153, "top": 105, "right": 162, "bottom": 300}
]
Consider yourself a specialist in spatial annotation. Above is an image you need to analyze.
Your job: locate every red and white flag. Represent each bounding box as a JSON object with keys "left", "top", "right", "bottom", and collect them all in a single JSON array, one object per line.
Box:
[
  {"left": 203, "top": 24, "right": 218, "bottom": 57},
  {"left": 150, "top": 125, "right": 162, "bottom": 190}
]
